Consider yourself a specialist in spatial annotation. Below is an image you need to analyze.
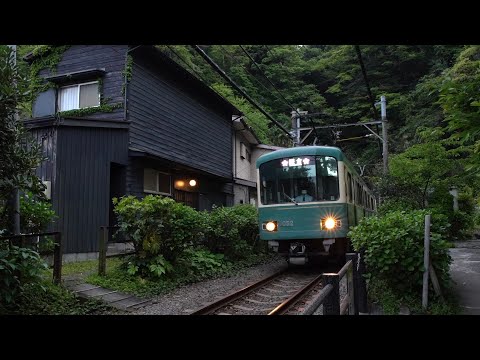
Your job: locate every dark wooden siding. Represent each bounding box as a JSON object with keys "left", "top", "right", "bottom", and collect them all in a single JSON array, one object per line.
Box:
[
  {"left": 128, "top": 54, "right": 233, "bottom": 180},
  {"left": 55, "top": 126, "right": 128, "bottom": 253},
  {"left": 126, "top": 157, "right": 144, "bottom": 198},
  {"left": 36, "top": 45, "right": 128, "bottom": 120}
]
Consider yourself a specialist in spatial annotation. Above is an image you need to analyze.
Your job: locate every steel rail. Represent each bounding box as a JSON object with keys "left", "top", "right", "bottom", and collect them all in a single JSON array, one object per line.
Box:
[
  {"left": 190, "top": 269, "right": 287, "bottom": 315},
  {"left": 268, "top": 273, "right": 324, "bottom": 315}
]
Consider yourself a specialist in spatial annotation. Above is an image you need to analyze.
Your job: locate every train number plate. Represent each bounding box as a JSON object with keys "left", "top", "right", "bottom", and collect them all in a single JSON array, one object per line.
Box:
[{"left": 280, "top": 220, "right": 294, "bottom": 227}]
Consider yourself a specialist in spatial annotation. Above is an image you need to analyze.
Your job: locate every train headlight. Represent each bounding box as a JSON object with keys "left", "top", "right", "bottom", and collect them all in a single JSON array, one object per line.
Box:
[
  {"left": 321, "top": 217, "right": 341, "bottom": 230},
  {"left": 263, "top": 221, "right": 278, "bottom": 232}
]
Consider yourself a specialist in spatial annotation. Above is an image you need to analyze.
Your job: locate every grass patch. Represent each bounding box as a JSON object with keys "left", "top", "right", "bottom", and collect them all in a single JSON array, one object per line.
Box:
[
  {"left": 0, "top": 277, "right": 120, "bottom": 315},
  {"left": 86, "top": 252, "right": 280, "bottom": 298},
  {"left": 368, "top": 277, "right": 461, "bottom": 315},
  {"left": 61, "top": 257, "right": 123, "bottom": 278}
]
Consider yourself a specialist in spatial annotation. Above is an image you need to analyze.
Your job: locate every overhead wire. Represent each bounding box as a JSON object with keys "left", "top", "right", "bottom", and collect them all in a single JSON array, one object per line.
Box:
[
  {"left": 217, "top": 45, "right": 289, "bottom": 111},
  {"left": 192, "top": 45, "right": 293, "bottom": 138},
  {"left": 239, "top": 45, "right": 320, "bottom": 143},
  {"left": 354, "top": 45, "right": 383, "bottom": 154}
]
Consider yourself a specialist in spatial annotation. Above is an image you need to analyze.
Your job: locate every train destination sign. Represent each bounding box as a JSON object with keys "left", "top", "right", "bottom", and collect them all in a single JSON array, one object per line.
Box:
[{"left": 281, "top": 157, "right": 311, "bottom": 167}]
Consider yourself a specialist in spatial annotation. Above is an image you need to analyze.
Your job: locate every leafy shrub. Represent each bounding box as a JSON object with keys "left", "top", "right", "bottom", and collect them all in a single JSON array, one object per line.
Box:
[
  {"left": 0, "top": 280, "right": 115, "bottom": 315},
  {"left": 113, "top": 195, "right": 204, "bottom": 278},
  {"left": 181, "top": 248, "right": 227, "bottom": 273},
  {"left": 20, "top": 191, "right": 56, "bottom": 233},
  {"left": 348, "top": 210, "right": 452, "bottom": 297},
  {"left": 124, "top": 254, "right": 173, "bottom": 279},
  {"left": 203, "top": 204, "right": 259, "bottom": 260},
  {"left": 377, "top": 198, "right": 419, "bottom": 217},
  {"left": 0, "top": 243, "right": 48, "bottom": 304}
]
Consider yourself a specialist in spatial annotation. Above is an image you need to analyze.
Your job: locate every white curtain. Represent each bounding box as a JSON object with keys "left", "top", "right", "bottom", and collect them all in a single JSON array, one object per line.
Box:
[{"left": 58, "top": 85, "right": 78, "bottom": 111}]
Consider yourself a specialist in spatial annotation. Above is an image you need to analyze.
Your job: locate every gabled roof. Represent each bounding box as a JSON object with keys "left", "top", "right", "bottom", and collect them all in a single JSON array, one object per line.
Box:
[
  {"left": 24, "top": 45, "right": 243, "bottom": 117},
  {"left": 232, "top": 115, "right": 260, "bottom": 145},
  {"left": 130, "top": 45, "right": 243, "bottom": 117}
]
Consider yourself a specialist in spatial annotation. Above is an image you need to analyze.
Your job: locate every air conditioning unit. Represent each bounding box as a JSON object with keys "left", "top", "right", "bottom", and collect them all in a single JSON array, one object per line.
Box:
[
  {"left": 240, "top": 142, "right": 247, "bottom": 159},
  {"left": 43, "top": 181, "right": 51, "bottom": 199}
]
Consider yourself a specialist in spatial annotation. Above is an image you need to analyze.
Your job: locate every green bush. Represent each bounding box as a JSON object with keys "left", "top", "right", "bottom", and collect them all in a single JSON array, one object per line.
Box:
[
  {"left": 378, "top": 190, "right": 476, "bottom": 241},
  {"left": 377, "top": 198, "right": 419, "bottom": 217},
  {"left": 181, "top": 248, "right": 227, "bottom": 273},
  {"left": 0, "top": 280, "right": 115, "bottom": 315},
  {"left": 20, "top": 191, "right": 56, "bottom": 233},
  {"left": 348, "top": 210, "right": 452, "bottom": 297},
  {"left": 113, "top": 195, "right": 204, "bottom": 278},
  {"left": 203, "top": 204, "right": 259, "bottom": 260},
  {"left": 0, "top": 243, "right": 48, "bottom": 304}
]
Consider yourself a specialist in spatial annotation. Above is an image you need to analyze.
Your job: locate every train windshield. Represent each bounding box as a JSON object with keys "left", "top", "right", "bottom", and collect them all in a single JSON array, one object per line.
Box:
[{"left": 259, "top": 155, "right": 339, "bottom": 205}]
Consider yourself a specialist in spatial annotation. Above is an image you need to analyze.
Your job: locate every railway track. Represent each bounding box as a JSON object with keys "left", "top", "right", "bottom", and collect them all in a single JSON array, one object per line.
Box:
[{"left": 191, "top": 267, "right": 335, "bottom": 315}]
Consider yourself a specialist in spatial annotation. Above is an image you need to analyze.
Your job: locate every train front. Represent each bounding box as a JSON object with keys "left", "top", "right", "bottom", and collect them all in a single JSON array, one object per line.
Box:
[{"left": 256, "top": 147, "right": 349, "bottom": 265}]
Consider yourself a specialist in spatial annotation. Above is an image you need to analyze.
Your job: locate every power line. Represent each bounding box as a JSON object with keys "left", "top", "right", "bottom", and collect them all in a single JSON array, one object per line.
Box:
[
  {"left": 217, "top": 45, "right": 289, "bottom": 111},
  {"left": 354, "top": 45, "right": 379, "bottom": 120},
  {"left": 239, "top": 45, "right": 321, "bottom": 143},
  {"left": 192, "top": 45, "right": 293, "bottom": 139},
  {"left": 239, "top": 45, "right": 297, "bottom": 113},
  {"left": 354, "top": 45, "right": 383, "bottom": 156},
  {"left": 164, "top": 45, "right": 232, "bottom": 104}
]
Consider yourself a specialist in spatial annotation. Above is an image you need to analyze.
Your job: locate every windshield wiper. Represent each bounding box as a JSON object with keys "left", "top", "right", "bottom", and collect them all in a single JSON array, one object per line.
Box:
[{"left": 282, "top": 185, "right": 298, "bottom": 205}]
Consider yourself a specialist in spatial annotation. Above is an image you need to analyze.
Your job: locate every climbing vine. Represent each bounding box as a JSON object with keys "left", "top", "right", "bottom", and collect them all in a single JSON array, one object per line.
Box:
[
  {"left": 121, "top": 54, "right": 133, "bottom": 95},
  {"left": 28, "top": 45, "right": 70, "bottom": 99},
  {"left": 58, "top": 103, "right": 123, "bottom": 117}
]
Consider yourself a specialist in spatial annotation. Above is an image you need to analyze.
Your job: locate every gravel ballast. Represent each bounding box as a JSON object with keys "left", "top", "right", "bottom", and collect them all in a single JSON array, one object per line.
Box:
[{"left": 130, "top": 257, "right": 288, "bottom": 315}]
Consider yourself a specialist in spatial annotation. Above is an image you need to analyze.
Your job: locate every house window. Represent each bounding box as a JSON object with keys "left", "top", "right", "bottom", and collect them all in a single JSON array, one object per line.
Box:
[
  {"left": 58, "top": 81, "right": 100, "bottom": 112},
  {"left": 245, "top": 148, "right": 251, "bottom": 162},
  {"left": 240, "top": 142, "right": 251, "bottom": 162},
  {"left": 143, "top": 168, "right": 171, "bottom": 196}
]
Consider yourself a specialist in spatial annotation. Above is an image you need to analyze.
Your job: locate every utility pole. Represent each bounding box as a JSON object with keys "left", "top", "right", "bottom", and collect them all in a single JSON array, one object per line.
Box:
[
  {"left": 380, "top": 95, "right": 388, "bottom": 174},
  {"left": 7, "top": 45, "right": 21, "bottom": 235},
  {"left": 291, "top": 108, "right": 309, "bottom": 146},
  {"left": 291, "top": 110, "right": 298, "bottom": 145}
]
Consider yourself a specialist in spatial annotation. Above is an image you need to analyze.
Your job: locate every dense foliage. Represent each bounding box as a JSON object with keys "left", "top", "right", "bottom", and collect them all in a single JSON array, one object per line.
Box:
[
  {"left": 113, "top": 196, "right": 262, "bottom": 280},
  {"left": 203, "top": 204, "right": 259, "bottom": 260},
  {"left": 0, "top": 46, "right": 60, "bottom": 311},
  {"left": 113, "top": 195, "right": 204, "bottom": 278},
  {"left": 20, "top": 191, "right": 56, "bottom": 234},
  {"left": 349, "top": 210, "right": 452, "bottom": 294},
  {"left": 0, "top": 46, "right": 46, "bottom": 234}
]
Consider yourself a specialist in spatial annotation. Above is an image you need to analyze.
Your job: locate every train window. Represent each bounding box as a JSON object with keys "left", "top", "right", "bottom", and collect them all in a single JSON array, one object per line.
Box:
[
  {"left": 258, "top": 155, "right": 339, "bottom": 205},
  {"left": 356, "top": 182, "right": 361, "bottom": 206},
  {"left": 316, "top": 156, "right": 339, "bottom": 201},
  {"left": 259, "top": 156, "right": 316, "bottom": 205},
  {"left": 347, "top": 172, "right": 352, "bottom": 203}
]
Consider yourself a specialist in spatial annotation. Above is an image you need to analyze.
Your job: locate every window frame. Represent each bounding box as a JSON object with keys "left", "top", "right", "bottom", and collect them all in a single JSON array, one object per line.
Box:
[
  {"left": 143, "top": 168, "right": 172, "bottom": 196},
  {"left": 258, "top": 155, "right": 339, "bottom": 205},
  {"left": 245, "top": 147, "right": 251, "bottom": 163},
  {"left": 57, "top": 80, "right": 100, "bottom": 112}
]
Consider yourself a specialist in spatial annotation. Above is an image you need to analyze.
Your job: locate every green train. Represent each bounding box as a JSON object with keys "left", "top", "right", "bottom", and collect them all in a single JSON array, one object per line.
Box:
[{"left": 256, "top": 146, "right": 376, "bottom": 265}]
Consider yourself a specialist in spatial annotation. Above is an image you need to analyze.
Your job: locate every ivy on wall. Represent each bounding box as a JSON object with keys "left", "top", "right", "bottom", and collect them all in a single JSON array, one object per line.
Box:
[
  {"left": 29, "top": 46, "right": 71, "bottom": 99},
  {"left": 26, "top": 45, "right": 125, "bottom": 119},
  {"left": 121, "top": 54, "right": 133, "bottom": 95},
  {"left": 58, "top": 103, "right": 123, "bottom": 117}
]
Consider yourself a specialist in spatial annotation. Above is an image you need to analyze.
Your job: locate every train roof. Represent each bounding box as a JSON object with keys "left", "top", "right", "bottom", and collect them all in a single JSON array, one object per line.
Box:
[{"left": 255, "top": 146, "right": 345, "bottom": 167}]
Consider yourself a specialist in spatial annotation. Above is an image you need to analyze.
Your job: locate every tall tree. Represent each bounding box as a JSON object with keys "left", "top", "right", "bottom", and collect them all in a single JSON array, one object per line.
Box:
[{"left": 0, "top": 46, "right": 44, "bottom": 233}]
